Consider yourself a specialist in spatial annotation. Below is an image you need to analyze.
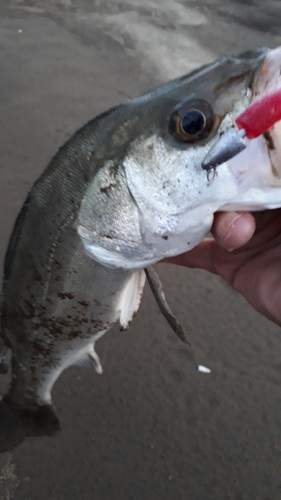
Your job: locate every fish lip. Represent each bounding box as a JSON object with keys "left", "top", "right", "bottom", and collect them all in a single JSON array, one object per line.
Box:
[
  {"left": 230, "top": 47, "right": 271, "bottom": 65},
  {"left": 249, "top": 47, "right": 281, "bottom": 179},
  {"left": 251, "top": 46, "right": 281, "bottom": 99},
  {"left": 234, "top": 47, "right": 269, "bottom": 64}
]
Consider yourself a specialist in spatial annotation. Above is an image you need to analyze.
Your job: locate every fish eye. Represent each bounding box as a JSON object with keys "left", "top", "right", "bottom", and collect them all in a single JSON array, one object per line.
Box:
[
  {"left": 181, "top": 110, "right": 206, "bottom": 135},
  {"left": 169, "top": 99, "right": 214, "bottom": 143}
]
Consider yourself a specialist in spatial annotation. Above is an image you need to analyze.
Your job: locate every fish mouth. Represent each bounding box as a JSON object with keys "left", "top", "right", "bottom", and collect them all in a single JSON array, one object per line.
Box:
[
  {"left": 225, "top": 46, "right": 281, "bottom": 189},
  {"left": 251, "top": 46, "right": 281, "bottom": 100},
  {"left": 250, "top": 47, "right": 281, "bottom": 179}
]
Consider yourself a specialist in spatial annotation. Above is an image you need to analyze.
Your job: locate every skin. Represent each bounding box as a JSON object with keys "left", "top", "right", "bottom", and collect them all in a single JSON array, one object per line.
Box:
[{"left": 165, "top": 209, "right": 281, "bottom": 326}]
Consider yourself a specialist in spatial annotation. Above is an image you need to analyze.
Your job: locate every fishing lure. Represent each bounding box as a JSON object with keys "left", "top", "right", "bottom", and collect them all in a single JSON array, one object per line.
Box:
[{"left": 202, "top": 88, "right": 281, "bottom": 171}]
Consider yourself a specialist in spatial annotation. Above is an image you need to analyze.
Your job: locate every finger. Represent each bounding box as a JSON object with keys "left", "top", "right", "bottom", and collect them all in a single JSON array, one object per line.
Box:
[
  {"left": 163, "top": 238, "right": 218, "bottom": 274},
  {"left": 212, "top": 211, "right": 256, "bottom": 250}
]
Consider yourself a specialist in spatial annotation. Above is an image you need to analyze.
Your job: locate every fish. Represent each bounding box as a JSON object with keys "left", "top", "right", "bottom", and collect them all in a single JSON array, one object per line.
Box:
[{"left": 1, "top": 45, "right": 281, "bottom": 452}]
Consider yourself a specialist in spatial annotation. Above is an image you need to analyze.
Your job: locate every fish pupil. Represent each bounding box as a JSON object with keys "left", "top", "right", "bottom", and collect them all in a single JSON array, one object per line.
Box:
[{"left": 181, "top": 110, "right": 205, "bottom": 135}]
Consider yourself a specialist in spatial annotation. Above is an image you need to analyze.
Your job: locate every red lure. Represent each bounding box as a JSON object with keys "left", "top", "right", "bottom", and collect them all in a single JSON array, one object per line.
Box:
[{"left": 236, "top": 89, "right": 281, "bottom": 139}]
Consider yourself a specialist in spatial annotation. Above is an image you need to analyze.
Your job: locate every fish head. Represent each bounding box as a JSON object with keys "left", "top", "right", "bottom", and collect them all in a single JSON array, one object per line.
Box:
[{"left": 78, "top": 47, "right": 281, "bottom": 270}]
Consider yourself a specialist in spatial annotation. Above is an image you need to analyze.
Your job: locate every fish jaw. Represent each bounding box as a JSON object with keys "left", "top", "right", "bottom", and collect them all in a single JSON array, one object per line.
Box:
[
  {"left": 224, "top": 136, "right": 281, "bottom": 211},
  {"left": 249, "top": 46, "right": 281, "bottom": 179},
  {"left": 218, "top": 46, "right": 281, "bottom": 210},
  {"left": 252, "top": 46, "right": 281, "bottom": 100}
]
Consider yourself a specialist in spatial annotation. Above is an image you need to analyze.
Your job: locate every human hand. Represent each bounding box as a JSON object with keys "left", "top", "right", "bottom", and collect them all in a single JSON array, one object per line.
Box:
[{"left": 165, "top": 209, "right": 281, "bottom": 325}]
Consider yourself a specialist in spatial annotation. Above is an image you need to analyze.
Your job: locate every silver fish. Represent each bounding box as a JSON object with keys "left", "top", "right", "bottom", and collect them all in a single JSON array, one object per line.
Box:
[{"left": 1, "top": 46, "right": 281, "bottom": 452}]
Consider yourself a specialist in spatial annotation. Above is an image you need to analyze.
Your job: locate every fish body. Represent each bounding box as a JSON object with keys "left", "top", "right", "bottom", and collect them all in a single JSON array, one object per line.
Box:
[
  {"left": 0, "top": 124, "right": 145, "bottom": 448},
  {"left": 1, "top": 46, "right": 281, "bottom": 451}
]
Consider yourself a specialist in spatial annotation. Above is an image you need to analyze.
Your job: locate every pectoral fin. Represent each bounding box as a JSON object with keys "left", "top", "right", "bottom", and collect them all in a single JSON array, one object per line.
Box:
[
  {"left": 145, "top": 266, "right": 190, "bottom": 345},
  {"left": 119, "top": 270, "right": 146, "bottom": 330}
]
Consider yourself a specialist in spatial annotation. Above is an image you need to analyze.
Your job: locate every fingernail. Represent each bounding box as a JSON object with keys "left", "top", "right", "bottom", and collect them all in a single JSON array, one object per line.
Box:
[{"left": 218, "top": 213, "right": 242, "bottom": 243}]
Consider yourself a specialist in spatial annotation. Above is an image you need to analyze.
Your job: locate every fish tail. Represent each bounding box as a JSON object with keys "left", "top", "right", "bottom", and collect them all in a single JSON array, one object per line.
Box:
[{"left": 0, "top": 394, "right": 61, "bottom": 452}]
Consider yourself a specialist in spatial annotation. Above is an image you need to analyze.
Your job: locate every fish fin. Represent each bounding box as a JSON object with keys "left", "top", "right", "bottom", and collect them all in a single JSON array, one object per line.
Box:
[
  {"left": 0, "top": 395, "right": 61, "bottom": 453},
  {"left": 76, "top": 347, "right": 103, "bottom": 375},
  {"left": 145, "top": 266, "right": 191, "bottom": 346},
  {"left": 89, "top": 348, "right": 103, "bottom": 375},
  {"left": 119, "top": 270, "right": 146, "bottom": 331}
]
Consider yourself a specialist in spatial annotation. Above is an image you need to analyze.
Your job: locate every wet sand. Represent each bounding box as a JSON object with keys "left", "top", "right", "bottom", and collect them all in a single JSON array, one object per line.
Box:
[{"left": 0, "top": 1, "right": 281, "bottom": 499}]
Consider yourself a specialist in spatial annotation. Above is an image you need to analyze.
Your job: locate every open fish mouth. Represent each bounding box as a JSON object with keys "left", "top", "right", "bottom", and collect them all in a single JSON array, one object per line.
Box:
[
  {"left": 223, "top": 46, "right": 281, "bottom": 208},
  {"left": 251, "top": 46, "right": 281, "bottom": 180},
  {"left": 252, "top": 46, "right": 281, "bottom": 101}
]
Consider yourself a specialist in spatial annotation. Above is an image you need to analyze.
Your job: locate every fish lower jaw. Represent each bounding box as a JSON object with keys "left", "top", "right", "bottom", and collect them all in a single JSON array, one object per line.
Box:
[
  {"left": 224, "top": 143, "right": 281, "bottom": 211},
  {"left": 227, "top": 134, "right": 281, "bottom": 188}
]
